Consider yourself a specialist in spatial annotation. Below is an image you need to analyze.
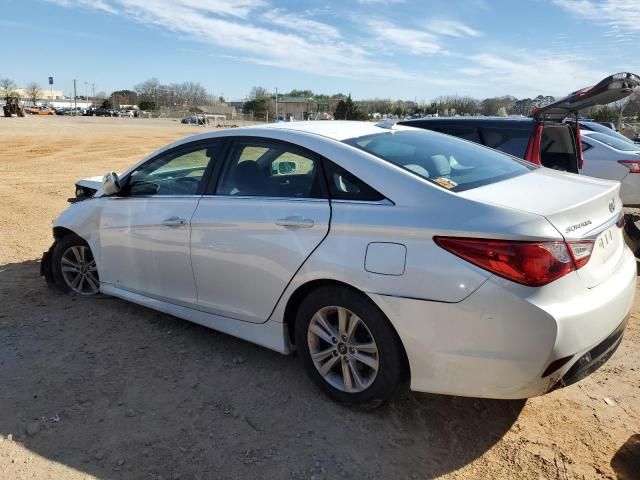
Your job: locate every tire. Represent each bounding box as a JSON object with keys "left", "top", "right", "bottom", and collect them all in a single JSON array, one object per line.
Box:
[
  {"left": 50, "top": 234, "right": 100, "bottom": 296},
  {"left": 295, "top": 286, "right": 408, "bottom": 408}
]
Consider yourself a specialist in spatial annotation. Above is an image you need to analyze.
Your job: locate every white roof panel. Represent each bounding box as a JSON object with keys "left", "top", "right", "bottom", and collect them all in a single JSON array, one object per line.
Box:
[{"left": 247, "top": 120, "right": 414, "bottom": 141}]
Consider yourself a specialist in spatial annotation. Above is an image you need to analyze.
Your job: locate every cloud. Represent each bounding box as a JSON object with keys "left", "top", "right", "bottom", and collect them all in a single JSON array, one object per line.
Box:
[
  {"left": 357, "top": 0, "right": 404, "bottom": 4},
  {"left": 367, "top": 20, "right": 444, "bottom": 55},
  {"left": 465, "top": 53, "right": 606, "bottom": 97},
  {"left": 263, "top": 8, "right": 341, "bottom": 40},
  {"left": 366, "top": 18, "right": 481, "bottom": 56},
  {"left": 426, "top": 19, "right": 482, "bottom": 38},
  {"left": 45, "top": 0, "right": 411, "bottom": 80},
  {"left": 551, "top": 0, "right": 640, "bottom": 33},
  {"left": 47, "top": 0, "right": 117, "bottom": 13}
]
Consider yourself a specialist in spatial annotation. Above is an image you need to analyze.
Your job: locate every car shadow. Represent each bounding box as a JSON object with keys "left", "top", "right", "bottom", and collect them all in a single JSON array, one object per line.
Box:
[
  {"left": 611, "top": 434, "right": 640, "bottom": 480},
  {"left": 0, "top": 260, "right": 524, "bottom": 479}
]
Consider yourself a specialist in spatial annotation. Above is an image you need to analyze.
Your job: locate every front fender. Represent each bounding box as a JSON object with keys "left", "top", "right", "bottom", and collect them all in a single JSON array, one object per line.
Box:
[{"left": 49, "top": 199, "right": 104, "bottom": 270}]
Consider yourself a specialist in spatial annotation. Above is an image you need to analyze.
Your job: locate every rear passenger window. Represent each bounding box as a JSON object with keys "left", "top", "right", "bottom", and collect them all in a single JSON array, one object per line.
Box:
[
  {"left": 323, "top": 160, "right": 385, "bottom": 201},
  {"left": 480, "top": 128, "right": 530, "bottom": 157},
  {"left": 217, "top": 140, "right": 324, "bottom": 198}
]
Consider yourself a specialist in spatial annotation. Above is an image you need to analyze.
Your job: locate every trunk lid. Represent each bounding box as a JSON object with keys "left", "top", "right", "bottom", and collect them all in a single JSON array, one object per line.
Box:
[
  {"left": 533, "top": 72, "right": 640, "bottom": 121},
  {"left": 459, "top": 168, "right": 624, "bottom": 288}
]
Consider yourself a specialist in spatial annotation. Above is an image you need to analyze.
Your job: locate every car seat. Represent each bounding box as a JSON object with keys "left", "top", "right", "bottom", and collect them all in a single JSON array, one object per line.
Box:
[
  {"left": 233, "top": 161, "right": 264, "bottom": 195},
  {"left": 422, "top": 154, "right": 452, "bottom": 178}
]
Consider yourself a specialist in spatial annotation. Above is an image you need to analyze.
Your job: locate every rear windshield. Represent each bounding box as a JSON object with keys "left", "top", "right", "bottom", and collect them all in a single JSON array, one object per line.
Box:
[
  {"left": 580, "top": 122, "right": 634, "bottom": 144},
  {"left": 587, "top": 132, "right": 640, "bottom": 152},
  {"left": 343, "top": 130, "right": 534, "bottom": 192}
]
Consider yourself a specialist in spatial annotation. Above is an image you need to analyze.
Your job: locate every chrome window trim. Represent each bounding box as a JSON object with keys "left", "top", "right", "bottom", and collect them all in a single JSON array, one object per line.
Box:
[
  {"left": 109, "top": 195, "right": 203, "bottom": 200},
  {"left": 200, "top": 195, "right": 329, "bottom": 203},
  {"left": 330, "top": 199, "right": 394, "bottom": 206}
]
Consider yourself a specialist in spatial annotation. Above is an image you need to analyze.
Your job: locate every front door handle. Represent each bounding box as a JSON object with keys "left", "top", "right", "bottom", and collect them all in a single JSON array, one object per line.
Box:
[
  {"left": 275, "top": 216, "right": 314, "bottom": 228},
  {"left": 162, "top": 216, "right": 187, "bottom": 227}
]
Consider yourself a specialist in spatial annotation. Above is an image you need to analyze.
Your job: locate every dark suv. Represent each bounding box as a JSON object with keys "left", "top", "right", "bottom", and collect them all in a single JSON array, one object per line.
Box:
[{"left": 401, "top": 72, "right": 639, "bottom": 173}]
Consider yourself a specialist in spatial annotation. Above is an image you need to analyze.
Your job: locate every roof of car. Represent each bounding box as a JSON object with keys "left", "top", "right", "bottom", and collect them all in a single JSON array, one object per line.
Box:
[{"left": 252, "top": 120, "right": 414, "bottom": 141}]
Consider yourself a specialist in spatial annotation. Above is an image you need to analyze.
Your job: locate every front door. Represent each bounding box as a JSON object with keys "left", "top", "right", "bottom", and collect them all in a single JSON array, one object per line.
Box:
[
  {"left": 190, "top": 137, "right": 330, "bottom": 323},
  {"left": 99, "top": 140, "right": 221, "bottom": 307}
]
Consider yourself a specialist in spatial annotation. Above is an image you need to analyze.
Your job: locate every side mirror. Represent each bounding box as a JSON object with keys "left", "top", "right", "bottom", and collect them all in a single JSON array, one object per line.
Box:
[
  {"left": 102, "top": 172, "right": 121, "bottom": 195},
  {"left": 278, "top": 161, "right": 296, "bottom": 174}
]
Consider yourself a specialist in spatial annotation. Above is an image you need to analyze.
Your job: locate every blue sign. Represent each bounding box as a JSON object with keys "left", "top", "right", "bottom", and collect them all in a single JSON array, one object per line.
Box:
[{"left": 48, "top": 77, "right": 53, "bottom": 85}]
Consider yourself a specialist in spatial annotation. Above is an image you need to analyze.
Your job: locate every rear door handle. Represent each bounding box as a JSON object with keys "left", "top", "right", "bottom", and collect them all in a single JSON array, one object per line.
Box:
[
  {"left": 162, "top": 216, "right": 187, "bottom": 227},
  {"left": 275, "top": 216, "right": 314, "bottom": 228}
]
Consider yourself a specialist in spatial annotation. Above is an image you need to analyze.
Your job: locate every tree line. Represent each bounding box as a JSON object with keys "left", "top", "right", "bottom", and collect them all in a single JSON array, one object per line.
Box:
[
  {"left": 242, "top": 85, "right": 640, "bottom": 123},
  {"left": 101, "top": 78, "right": 224, "bottom": 111},
  {"left": 2, "top": 76, "right": 639, "bottom": 123}
]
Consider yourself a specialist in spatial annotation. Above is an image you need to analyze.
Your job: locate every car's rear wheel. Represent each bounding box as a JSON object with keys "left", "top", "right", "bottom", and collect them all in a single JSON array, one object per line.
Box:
[
  {"left": 51, "top": 235, "right": 100, "bottom": 296},
  {"left": 295, "top": 286, "right": 407, "bottom": 408}
]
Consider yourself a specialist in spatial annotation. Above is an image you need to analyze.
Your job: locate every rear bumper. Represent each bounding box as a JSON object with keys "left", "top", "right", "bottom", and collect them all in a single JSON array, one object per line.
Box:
[
  {"left": 369, "top": 245, "right": 636, "bottom": 399},
  {"left": 551, "top": 316, "right": 627, "bottom": 391}
]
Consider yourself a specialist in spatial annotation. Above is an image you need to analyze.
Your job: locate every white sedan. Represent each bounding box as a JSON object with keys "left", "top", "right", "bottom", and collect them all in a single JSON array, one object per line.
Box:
[
  {"left": 41, "top": 121, "right": 635, "bottom": 407},
  {"left": 580, "top": 130, "right": 640, "bottom": 206}
]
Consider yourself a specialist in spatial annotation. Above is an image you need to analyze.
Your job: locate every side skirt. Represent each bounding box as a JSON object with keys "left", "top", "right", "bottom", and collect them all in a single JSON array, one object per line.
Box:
[{"left": 100, "top": 284, "right": 291, "bottom": 354}]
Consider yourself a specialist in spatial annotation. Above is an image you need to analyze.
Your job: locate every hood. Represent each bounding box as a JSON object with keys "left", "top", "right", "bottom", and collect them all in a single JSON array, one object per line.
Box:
[{"left": 76, "top": 175, "right": 103, "bottom": 192}]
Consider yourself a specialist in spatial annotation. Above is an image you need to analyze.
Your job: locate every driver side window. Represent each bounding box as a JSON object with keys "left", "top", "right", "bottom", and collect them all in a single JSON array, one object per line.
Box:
[{"left": 128, "top": 143, "right": 218, "bottom": 196}]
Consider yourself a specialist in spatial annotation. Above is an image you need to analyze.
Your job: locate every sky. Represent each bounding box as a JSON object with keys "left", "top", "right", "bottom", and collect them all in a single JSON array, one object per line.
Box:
[{"left": 1, "top": 0, "right": 638, "bottom": 102}]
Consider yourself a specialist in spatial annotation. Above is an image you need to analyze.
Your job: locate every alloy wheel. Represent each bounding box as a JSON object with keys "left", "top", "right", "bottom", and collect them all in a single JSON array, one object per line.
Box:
[
  {"left": 60, "top": 245, "right": 99, "bottom": 295},
  {"left": 307, "top": 305, "right": 379, "bottom": 393}
]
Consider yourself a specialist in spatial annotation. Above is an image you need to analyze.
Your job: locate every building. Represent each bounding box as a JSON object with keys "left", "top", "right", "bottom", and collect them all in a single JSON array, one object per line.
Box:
[
  {"left": 195, "top": 104, "right": 237, "bottom": 120},
  {"left": 269, "top": 96, "right": 335, "bottom": 121},
  {"left": 12, "top": 87, "right": 65, "bottom": 103}
]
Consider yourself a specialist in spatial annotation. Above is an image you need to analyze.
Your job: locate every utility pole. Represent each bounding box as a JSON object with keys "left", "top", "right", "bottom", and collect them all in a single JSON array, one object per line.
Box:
[
  {"left": 92, "top": 83, "right": 95, "bottom": 108},
  {"left": 275, "top": 87, "right": 278, "bottom": 123},
  {"left": 73, "top": 79, "right": 77, "bottom": 114}
]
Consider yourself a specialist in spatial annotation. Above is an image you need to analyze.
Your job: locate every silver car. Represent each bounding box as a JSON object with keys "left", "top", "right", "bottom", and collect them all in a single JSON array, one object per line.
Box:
[
  {"left": 580, "top": 130, "right": 640, "bottom": 206},
  {"left": 42, "top": 121, "right": 636, "bottom": 407}
]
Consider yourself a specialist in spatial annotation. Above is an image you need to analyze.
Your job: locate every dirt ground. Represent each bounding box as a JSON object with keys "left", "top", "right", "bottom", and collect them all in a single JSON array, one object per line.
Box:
[{"left": 0, "top": 115, "right": 639, "bottom": 480}]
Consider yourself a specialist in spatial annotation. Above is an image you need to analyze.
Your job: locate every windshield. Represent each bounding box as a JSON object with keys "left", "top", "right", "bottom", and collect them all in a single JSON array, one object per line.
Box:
[
  {"left": 587, "top": 132, "right": 640, "bottom": 152},
  {"left": 580, "top": 122, "right": 633, "bottom": 144},
  {"left": 344, "top": 130, "right": 534, "bottom": 192}
]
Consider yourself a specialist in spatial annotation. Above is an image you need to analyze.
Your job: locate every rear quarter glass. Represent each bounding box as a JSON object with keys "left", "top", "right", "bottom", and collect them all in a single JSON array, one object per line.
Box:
[{"left": 344, "top": 130, "right": 535, "bottom": 192}]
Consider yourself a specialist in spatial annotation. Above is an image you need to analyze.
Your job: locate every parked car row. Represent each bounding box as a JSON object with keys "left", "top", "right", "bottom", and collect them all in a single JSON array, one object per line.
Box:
[
  {"left": 40, "top": 72, "right": 638, "bottom": 408},
  {"left": 46, "top": 107, "right": 150, "bottom": 117}
]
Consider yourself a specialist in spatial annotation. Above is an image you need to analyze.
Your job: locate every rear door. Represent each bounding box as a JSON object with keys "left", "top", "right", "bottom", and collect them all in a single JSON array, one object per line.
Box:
[{"left": 190, "top": 137, "right": 330, "bottom": 323}]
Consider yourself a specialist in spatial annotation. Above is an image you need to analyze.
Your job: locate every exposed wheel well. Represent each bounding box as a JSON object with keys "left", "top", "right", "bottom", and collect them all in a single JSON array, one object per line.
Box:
[
  {"left": 53, "top": 226, "right": 78, "bottom": 240},
  {"left": 283, "top": 279, "right": 410, "bottom": 379}
]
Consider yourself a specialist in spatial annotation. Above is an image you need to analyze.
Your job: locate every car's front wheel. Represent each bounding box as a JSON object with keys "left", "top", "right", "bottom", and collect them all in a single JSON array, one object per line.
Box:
[
  {"left": 295, "top": 286, "right": 408, "bottom": 408},
  {"left": 51, "top": 235, "right": 100, "bottom": 296}
]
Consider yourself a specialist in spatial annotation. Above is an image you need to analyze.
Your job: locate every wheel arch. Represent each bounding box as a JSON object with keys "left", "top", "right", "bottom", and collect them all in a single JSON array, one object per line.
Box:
[
  {"left": 53, "top": 226, "right": 80, "bottom": 240},
  {"left": 283, "top": 278, "right": 411, "bottom": 379}
]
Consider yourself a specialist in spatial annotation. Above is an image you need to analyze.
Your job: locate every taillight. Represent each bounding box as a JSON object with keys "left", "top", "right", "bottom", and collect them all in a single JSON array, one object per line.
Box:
[
  {"left": 566, "top": 241, "right": 594, "bottom": 269},
  {"left": 434, "top": 237, "right": 594, "bottom": 287},
  {"left": 618, "top": 160, "right": 640, "bottom": 173}
]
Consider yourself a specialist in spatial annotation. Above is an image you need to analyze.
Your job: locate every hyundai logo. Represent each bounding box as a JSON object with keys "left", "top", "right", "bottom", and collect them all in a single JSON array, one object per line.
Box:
[{"left": 609, "top": 198, "right": 616, "bottom": 213}]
